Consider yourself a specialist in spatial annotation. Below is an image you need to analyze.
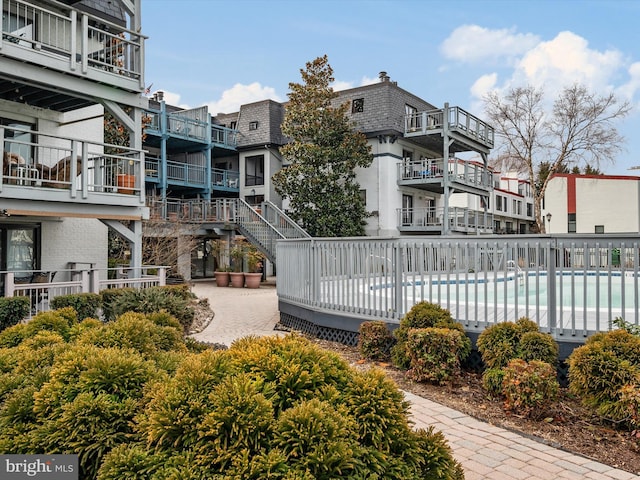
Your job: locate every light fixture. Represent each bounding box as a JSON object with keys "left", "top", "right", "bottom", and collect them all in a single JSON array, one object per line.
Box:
[{"left": 546, "top": 212, "right": 552, "bottom": 233}]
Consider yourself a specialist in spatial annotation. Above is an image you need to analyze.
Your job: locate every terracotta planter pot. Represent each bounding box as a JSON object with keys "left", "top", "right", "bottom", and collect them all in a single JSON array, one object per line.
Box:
[
  {"left": 116, "top": 173, "right": 135, "bottom": 194},
  {"left": 244, "top": 272, "right": 262, "bottom": 289},
  {"left": 229, "top": 272, "right": 245, "bottom": 288},
  {"left": 215, "top": 271, "right": 230, "bottom": 287}
]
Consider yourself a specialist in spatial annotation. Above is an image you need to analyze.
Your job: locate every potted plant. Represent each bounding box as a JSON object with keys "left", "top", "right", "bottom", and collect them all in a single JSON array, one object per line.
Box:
[
  {"left": 244, "top": 246, "right": 264, "bottom": 289},
  {"left": 211, "top": 239, "right": 231, "bottom": 287},
  {"left": 229, "top": 241, "right": 246, "bottom": 287}
]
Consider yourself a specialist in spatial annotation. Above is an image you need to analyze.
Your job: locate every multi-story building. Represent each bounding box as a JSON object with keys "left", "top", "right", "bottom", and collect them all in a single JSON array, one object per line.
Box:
[
  {"left": 0, "top": 0, "right": 148, "bottom": 290},
  {"left": 544, "top": 173, "right": 640, "bottom": 234}
]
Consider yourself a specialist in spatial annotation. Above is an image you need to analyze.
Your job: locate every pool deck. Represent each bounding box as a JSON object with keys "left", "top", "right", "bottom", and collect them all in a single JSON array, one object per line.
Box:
[{"left": 191, "top": 279, "right": 638, "bottom": 480}]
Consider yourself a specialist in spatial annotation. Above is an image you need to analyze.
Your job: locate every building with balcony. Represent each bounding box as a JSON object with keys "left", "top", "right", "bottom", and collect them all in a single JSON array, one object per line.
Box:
[
  {"left": 543, "top": 173, "right": 640, "bottom": 234},
  {"left": 0, "top": 0, "right": 148, "bottom": 290}
]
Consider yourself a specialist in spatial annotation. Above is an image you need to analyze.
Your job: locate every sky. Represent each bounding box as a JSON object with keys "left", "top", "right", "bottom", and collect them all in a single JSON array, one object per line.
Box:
[{"left": 142, "top": 0, "right": 640, "bottom": 174}]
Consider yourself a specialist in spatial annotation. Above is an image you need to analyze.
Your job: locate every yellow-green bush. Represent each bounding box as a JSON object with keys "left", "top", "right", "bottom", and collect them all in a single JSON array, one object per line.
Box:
[
  {"left": 0, "top": 314, "right": 461, "bottom": 480},
  {"left": 391, "top": 302, "right": 465, "bottom": 370},
  {"left": 568, "top": 329, "right": 640, "bottom": 428},
  {"left": 476, "top": 317, "right": 553, "bottom": 369}
]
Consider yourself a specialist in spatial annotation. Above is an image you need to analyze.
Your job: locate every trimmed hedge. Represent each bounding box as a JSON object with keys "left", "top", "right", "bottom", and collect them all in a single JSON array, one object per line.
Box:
[
  {"left": 406, "top": 328, "right": 471, "bottom": 385},
  {"left": 358, "top": 320, "right": 393, "bottom": 361},
  {"left": 502, "top": 359, "right": 559, "bottom": 418},
  {"left": 50, "top": 293, "right": 102, "bottom": 321},
  {"left": 0, "top": 296, "right": 30, "bottom": 332},
  {"left": 391, "top": 302, "right": 465, "bottom": 370}
]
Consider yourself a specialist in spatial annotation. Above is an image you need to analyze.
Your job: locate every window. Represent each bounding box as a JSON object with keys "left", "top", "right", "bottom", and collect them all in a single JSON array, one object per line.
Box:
[
  {"left": 245, "top": 194, "right": 264, "bottom": 207},
  {"left": 402, "top": 194, "right": 413, "bottom": 225},
  {"left": 595, "top": 225, "right": 605, "bottom": 234},
  {"left": 248, "top": 121, "right": 258, "bottom": 131},
  {"left": 245, "top": 155, "right": 264, "bottom": 186},
  {"left": 512, "top": 199, "right": 517, "bottom": 214},
  {"left": 480, "top": 196, "right": 490, "bottom": 210},
  {"left": 526, "top": 203, "right": 533, "bottom": 217},
  {"left": 506, "top": 221, "right": 514, "bottom": 234},
  {"left": 230, "top": 121, "right": 237, "bottom": 130},
  {"left": 494, "top": 220, "right": 501, "bottom": 232},
  {"left": 402, "top": 149, "right": 413, "bottom": 161},
  {"left": 517, "top": 201, "right": 522, "bottom": 215},
  {"left": 495, "top": 196, "right": 503, "bottom": 212},
  {"left": 568, "top": 213, "right": 576, "bottom": 233},
  {"left": 352, "top": 98, "right": 364, "bottom": 113},
  {"left": 1, "top": 118, "right": 34, "bottom": 163},
  {"left": 359, "top": 189, "right": 366, "bottom": 204}
]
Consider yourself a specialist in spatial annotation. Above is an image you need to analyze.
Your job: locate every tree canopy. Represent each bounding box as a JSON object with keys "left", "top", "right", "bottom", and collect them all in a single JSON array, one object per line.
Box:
[
  {"left": 272, "top": 55, "right": 373, "bottom": 237},
  {"left": 484, "top": 84, "right": 630, "bottom": 232}
]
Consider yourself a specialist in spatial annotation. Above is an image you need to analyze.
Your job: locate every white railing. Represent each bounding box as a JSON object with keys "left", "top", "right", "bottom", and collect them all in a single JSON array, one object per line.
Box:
[
  {"left": 3, "top": 266, "right": 167, "bottom": 318},
  {"left": 0, "top": 125, "right": 144, "bottom": 199},
  {"left": 397, "top": 207, "right": 493, "bottom": 233},
  {"left": 1, "top": 0, "right": 144, "bottom": 85},
  {"left": 398, "top": 158, "right": 492, "bottom": 188},
  {"left": 404, "top": 106, "right": 494, "bottom": 147},
  {"left": 277, "top": 235, "right": 640, "bottom": 342}
]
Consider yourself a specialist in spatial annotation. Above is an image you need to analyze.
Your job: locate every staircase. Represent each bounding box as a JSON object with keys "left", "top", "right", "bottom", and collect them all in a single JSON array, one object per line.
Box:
[{"left": 235, "top": 199, "right": 310, "bottom": 263}]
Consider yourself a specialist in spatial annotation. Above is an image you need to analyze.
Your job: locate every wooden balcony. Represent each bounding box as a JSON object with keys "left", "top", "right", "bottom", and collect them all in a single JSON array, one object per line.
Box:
[
  {"left": 1, "top": 126, "right": 147, "bottom": 220},
  {"left": 404, "top": 106, "right": 494, "bottom": 153},
  {"left": 397, "top": 158, "right": 492, "bottom": 195},
  {"left": 398, "top": 207, "right": 493, "bottom": 234},
  {"left": 0, "top": 0, "right": 145, "bottom": 100}
]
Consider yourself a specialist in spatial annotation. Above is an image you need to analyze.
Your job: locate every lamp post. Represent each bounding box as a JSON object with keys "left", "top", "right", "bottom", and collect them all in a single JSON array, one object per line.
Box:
[{"left": 546, "top": 212, "right": 552, "bottom": 233}]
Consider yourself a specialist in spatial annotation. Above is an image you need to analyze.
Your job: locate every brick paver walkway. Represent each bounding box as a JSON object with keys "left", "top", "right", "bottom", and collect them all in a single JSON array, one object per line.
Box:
[{"left": 191, "top": 280, "right": 637, "bottom": 480}]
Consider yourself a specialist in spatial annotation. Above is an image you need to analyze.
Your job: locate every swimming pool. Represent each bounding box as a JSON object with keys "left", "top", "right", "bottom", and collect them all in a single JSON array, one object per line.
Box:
[
  {"left": 364, "top": 270, "right": 640, "bottom": 332},
  {"left": 391, "top": 271, "right": 638, "bottom": 309}
]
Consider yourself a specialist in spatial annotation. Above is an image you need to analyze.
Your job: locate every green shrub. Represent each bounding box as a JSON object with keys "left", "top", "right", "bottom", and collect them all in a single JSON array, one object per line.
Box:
[
  {"left": 568, "top": 329, "right": 640, "bottom": 427},
  {"left": 517, "top": 331, "right": 559, "bottom": 365},
  {"left": 1, "top": 332, "right": 461, "bottom": 480},
  {"left": 0, "top": 296, "right": 30, "bottom": 331},
  {"left": 50, "top": 293, "right": 102, "bottom": 321},
  {"left": 77, "top": 312, "right": 186, "bottom": 357},
  {"left": 477, "top": 317, "right": 554, "bottom": 370},
  {"left": 100, "top": 287, "right": 135, "bottom": 322},
  {"left": 405, "top": 328, "right": 471, "bottom": 385},
  {"left": 111, "top": 288, "right": 194, "bottom": 332},
  {"left": 23, "top": 309, "right": 77, "bottom": 341},
  {"left": 476, "top": 322, "right": 520, "bottom": 369},
  {"left": 0, "top": 323, "right": 29, "bottom": 348},
  {"left": 502, "top": 359, "right": 559, "bottom": 418},
  {"left": 152, "top": 284, "right": 194, "bottom": 301},
  {"left": 391, "top": 302, "right": 462, "bottom": 369},
  {"left": 482, "top": 368, "right": 506, "bottom": 398},
  {"left": 358, "top": 321, "right": 393, "bottom": 361}
]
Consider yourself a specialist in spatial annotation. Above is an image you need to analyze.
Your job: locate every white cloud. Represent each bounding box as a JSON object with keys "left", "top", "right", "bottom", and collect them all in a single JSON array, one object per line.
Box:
[
  {"left": 441, "top": 25, "right": 540, "bottom": 64},
  {"left": 360, "top": 75, "right": 379, "bottom": 86},
  {"left": 470, "top": 73, "right": 498, "bottom": 99},
  {"left": 206, "top": 83, "right": 282, "bottom": 115},
  {"left": 515, "top": 31, "right": 623, "bottom": 94},
  {"left": 151, "top": 90, "right": 189, "bottom": 109},
  {"left": 616, "top": 61, "right": 640, "bottom": 102},
  {"left": 331, "top": 80, "right": 354, "bottom": 92}
]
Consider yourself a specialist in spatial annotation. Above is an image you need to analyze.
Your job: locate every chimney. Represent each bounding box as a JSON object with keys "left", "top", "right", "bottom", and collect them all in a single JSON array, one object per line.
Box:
[
  {"left": 379, "top": 71, "right": 390, "bottom": 82},
  {"left": 156, "top": 90, "right": 164, "bottom": 101}
]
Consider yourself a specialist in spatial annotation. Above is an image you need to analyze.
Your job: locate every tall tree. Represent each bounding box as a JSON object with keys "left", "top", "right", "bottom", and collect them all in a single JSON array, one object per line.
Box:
[
  {"left": 272, "top": 55, "right": 373, "bottom": 237},
  {"left": 484, "top": 84, "right": 630, "bottom": 232}
]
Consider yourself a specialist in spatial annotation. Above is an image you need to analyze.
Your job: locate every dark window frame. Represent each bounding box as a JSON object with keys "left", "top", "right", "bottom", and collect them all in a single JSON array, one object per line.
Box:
[{"left": 245, "top": 154, "right": 264, "bottom": 186}]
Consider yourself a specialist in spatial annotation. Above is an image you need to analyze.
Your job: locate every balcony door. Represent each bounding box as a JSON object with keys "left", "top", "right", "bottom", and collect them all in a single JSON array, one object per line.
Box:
[{"left": 402, "top": 194, "right": 413, "bottom": 226}]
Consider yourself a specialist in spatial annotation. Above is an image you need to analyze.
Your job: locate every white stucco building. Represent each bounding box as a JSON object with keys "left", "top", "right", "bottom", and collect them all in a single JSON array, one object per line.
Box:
[{"left": 544, "top": 173, "right": 640, "bottom": 234}]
